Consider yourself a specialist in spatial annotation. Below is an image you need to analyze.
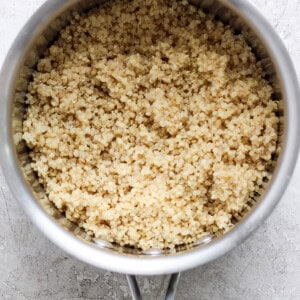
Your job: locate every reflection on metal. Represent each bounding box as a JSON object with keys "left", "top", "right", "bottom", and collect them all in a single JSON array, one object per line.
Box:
[
  {"left": 143, "top": 249, "right": 163, "bottom": 256},
  {"left": 193, "top": 235, "right": 213, "bottom": 247},
  {"left": 126, "top": 274, "right": 142, "bottom": 300},
  {"left": 127, "top": 273, "right": 181, "bottom": 300},
  {"left": 93, "top": 239, "right": 114, "bottom": 249}
]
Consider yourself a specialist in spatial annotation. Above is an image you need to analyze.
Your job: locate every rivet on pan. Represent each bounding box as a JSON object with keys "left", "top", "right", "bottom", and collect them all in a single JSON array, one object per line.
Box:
[
  {"left": 143, "top": 249, "right": 163, "bottom": 256},
  {"left": 193, "top": 235, "right": 213, "bottom": 247},
  {"left": 93, "top": 239, "right": 114, "bottom": 249}
]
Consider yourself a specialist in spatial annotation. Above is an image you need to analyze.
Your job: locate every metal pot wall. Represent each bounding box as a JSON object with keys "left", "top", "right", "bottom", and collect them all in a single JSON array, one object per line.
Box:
[{"left": 0, "top": 0, "right": 299, "bottom": 299}]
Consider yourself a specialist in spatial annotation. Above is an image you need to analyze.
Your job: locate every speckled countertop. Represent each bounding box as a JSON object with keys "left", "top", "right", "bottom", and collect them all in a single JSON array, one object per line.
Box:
[{"left": 0, "top": 1, "right": 299, "bottom": 299}]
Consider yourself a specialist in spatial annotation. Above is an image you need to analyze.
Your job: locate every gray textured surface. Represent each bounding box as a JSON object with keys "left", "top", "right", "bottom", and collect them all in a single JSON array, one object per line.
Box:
[{"left": 0, "top": 0, "right": 300, "bottom": 299}]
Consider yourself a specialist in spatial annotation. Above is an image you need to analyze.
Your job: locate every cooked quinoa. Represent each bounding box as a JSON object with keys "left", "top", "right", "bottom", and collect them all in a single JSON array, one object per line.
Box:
[{"left": 23, "top": 0, "right": 279, "bottom": 250}]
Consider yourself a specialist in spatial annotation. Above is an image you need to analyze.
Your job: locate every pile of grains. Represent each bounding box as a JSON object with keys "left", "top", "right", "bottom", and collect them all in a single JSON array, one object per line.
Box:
[{"left": 23, "top": 0, "right": 279, "bottom": 250}]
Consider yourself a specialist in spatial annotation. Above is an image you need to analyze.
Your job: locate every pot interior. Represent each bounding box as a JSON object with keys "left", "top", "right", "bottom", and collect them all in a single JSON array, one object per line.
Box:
[{"left": 12, "top": 0, "right": 284, "bottom": 257}]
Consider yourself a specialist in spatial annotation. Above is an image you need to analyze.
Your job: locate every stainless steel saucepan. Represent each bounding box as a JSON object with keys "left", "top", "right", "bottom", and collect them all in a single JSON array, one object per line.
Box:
[{"left": 0, "top": 0, "right": 299, "bottom": 299}]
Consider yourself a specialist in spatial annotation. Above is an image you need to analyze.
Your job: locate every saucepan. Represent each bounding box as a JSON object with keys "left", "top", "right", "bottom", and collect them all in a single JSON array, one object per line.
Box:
[{"left": 0, "top": 0, "right": 299, "bottom": 299}]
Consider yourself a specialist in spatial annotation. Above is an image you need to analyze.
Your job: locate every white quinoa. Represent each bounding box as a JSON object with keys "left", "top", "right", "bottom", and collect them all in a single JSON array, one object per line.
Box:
[{"left": 23, "top": 0, "right": 279, "bottom": 250}]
